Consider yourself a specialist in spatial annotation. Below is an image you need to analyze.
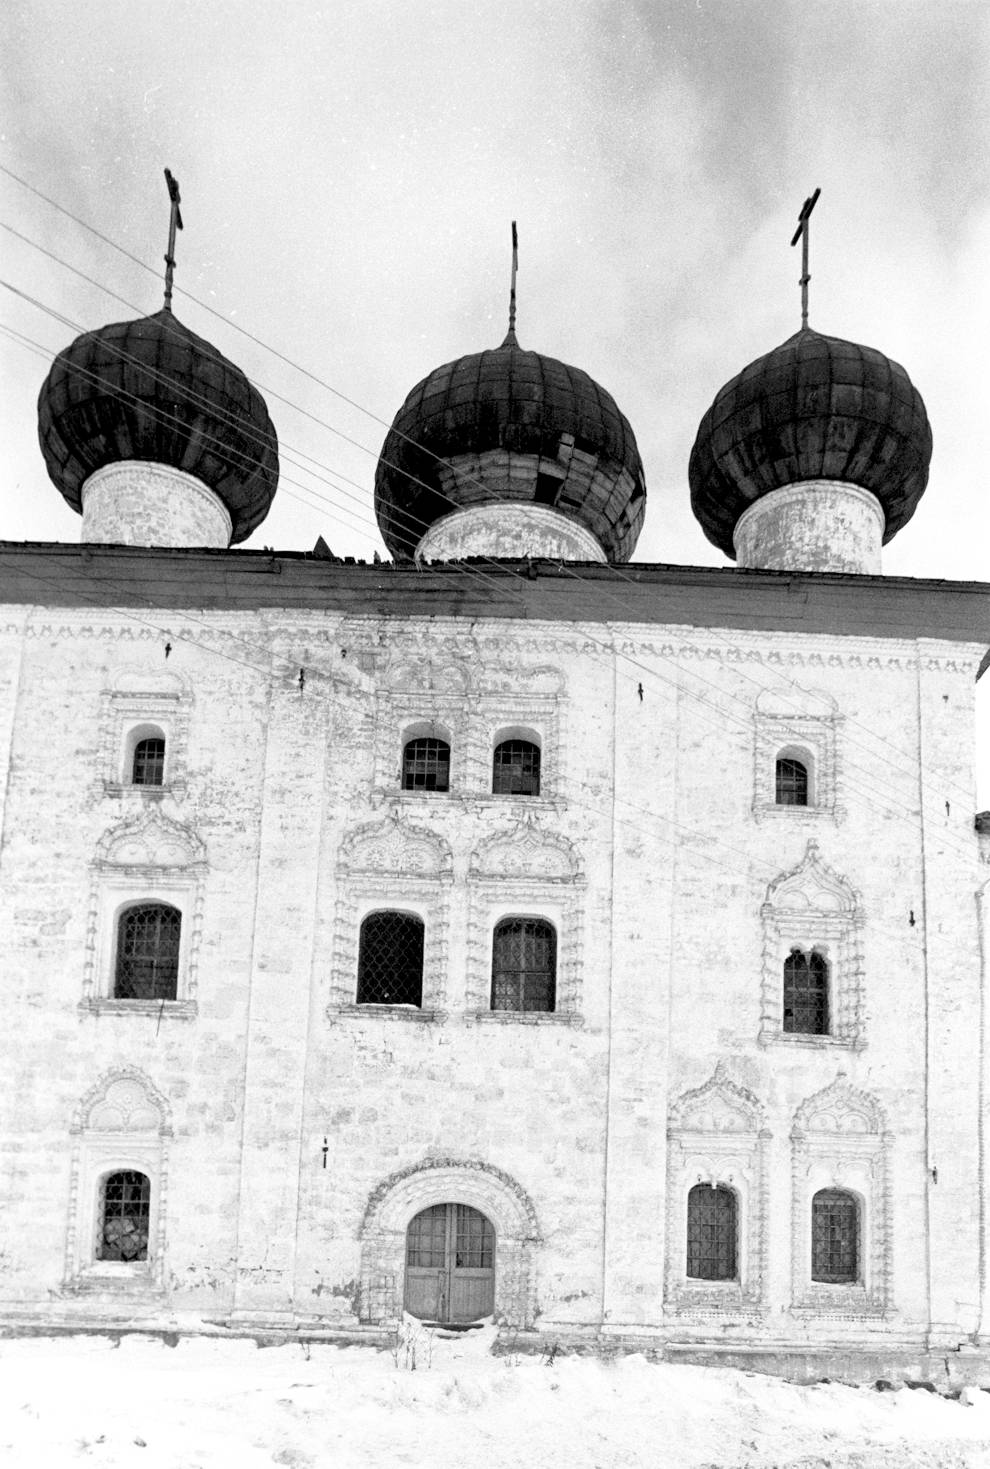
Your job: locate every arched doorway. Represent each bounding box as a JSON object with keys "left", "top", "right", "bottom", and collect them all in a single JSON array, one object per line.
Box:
[{"left": 404, "top": 1203, "right": 495, "bottom": 1323}]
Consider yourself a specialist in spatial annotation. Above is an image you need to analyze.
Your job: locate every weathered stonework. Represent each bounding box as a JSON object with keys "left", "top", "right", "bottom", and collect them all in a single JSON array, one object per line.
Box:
[
  {"left": 417, "top": 500, "right": 608, "bottom": 563},
  {"left": 81, "top": 462, "right": 233, "bottom": 549},
  {"left": 733, "top": 481, "right": 884, "bottom": 574}
]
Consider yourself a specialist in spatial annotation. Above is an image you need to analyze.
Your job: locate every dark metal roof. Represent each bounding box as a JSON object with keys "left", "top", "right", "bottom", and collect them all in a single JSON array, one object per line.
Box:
[
  {"left": 37, "top": 309, "right": 279, "bottom": 544},
  {"left": 688, "top": 329, "right": 932, "bottom": 558},
  {"left": 374, "top": 340, "right": 646, "bottom": 561}
]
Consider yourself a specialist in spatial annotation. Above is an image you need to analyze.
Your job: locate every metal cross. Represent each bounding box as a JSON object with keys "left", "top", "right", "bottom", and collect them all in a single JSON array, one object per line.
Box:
[
  {"left": 163, "top": 168, "right": 184, "bottom": 310},
  {"left": 506, "top": 219, "right": 519, "bottom": 344},
  {"left": 790, "top": 187, "right": 820, "bottom": 330}
]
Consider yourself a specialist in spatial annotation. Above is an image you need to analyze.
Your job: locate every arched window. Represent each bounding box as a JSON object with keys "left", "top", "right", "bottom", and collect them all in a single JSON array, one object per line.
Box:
[
  {"left": 492, "top": 739, "right": 541, "bottom": 796},
  {"left": 132, "top": 736, "right": 165, "bottom": 786},
  {"left": 686, "top": 1184, "right": 737, "bottom": 1280},
  {"left": 776, "top": 756, "right": 809, "bottom": 806},
  {"left": 114, "top": 903, "right": 181, "bottom": 1001},
  {"left": 402, "top": 737, "right": 450, "bottom": 792},
  {"left": 357, "top": 911, "right": 424, "bottom": 1006},
  {"left": 491, "top": 918, "right": 556, "bottom": 1013},
  {"left": 783, "top": 948, "right": 829, "bottom": 1035},
  {"left": 98, "top": 1170, "right": 151, "bottom": 1262},
  {"left": 811, "top": 1188, "right": 859, "bottom": 1283}
]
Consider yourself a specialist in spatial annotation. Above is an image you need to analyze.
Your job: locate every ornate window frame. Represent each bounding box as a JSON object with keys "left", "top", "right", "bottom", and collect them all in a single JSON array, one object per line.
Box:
[
  {"left": 328, "top": 816, "right": 452, "bottom": 1021},
  {"left": 790, "top": 1075, "right": 892, "bottom": 1318},
  {"left": 358, "top": 1158, "right": 541, "bottom": 1327},
  {"left": 62, "top": 1068, "right": 172, "bottom": 1295},
  {"left": 81, "top": 810, "right": 207, "bottom": 1019},
  {"left": 97, "top": 668, "right": 191, "bottom": 800},
  {"left": 758, "top": 841, "right": 866, "bottom": 1049},
  {"left": 665, "top": 1064, "right": 770, "bottom": 1318},
  {"left": 465, "top": 819, "right": 585, "bottom": 1024},
  {"left": 752, "top": 685, "right": 842, "bottom": 822}
]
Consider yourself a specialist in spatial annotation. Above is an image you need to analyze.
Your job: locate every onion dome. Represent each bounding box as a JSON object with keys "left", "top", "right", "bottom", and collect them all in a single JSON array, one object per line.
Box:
[
  {"left": 37, "top": 308, "right": 278, "bottom": 543},
  {"left": 688, "top": 328, "right": 932, "bottom": 557},
  {"left": 374, "top": 336, "right": 646, "bottom": 561}
]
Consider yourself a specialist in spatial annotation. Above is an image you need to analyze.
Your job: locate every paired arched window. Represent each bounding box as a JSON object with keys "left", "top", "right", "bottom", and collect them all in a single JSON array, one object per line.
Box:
[
  {"left": 402, "top": 738, "right": 450, "bottom": 792},
  {"left": 491, "top": 917, "right": 556, "bottom": 1013},
  {"left": 775, "top": 756, "right": 809, "bottom": 806},
  {"left": 686, "top": 1184, "right": 737, "bottom": 1280},
  {"left": 492, "top": 739, "right": 541, "bottom": 796},
  {"left": 783, "top": 948, "right": 829, "bottom": 1035},
  {"left": 132, "top": 736, "right": 166, "bottom": 786},
  {"left": 811, "top": 1188, "right": 859, "bottom": 1283},
  {"left": 98, "top": 1170, "right": 151, "bottom": 1262},
  {"left": 357, "top": 911, "right": 424, "bottom": 1007},
  {"left": 114, "top": 903, "right": 181, "bottom": 1001}
]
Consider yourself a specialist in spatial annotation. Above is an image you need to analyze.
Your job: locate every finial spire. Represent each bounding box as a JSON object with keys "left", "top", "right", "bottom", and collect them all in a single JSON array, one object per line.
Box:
[
  {"left": 163, "top": 168, "right": 184, "bottom": 311},
  {"left": 789, "top": 186, "right": 820, "bottom": 330},
  {"left": 501, "top": 219, "right": 519, "bottom": 347}
]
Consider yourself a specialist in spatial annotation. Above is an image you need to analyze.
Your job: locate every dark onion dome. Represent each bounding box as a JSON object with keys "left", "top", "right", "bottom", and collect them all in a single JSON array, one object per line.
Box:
[
  {"left": 374, "top": 336, "right": 646, "bottom": 561},
  {"left": 37, "top": 308, "right": 279, "bottom": 543},
  {"left": 688, "top": 327, "right": 932, "bottom": 558}
]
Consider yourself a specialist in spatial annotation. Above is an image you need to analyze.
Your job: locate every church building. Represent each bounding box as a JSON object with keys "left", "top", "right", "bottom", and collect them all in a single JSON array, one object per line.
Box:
[{"left": 1, "top": 195, "right": 989, "bottom": 1377}]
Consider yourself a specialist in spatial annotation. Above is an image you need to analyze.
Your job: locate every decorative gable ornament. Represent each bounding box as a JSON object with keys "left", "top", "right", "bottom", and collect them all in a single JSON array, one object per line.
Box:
[
  {"left": 337, "top": 816, "right": 453, "bottom": 879},
  {"left": 763, "top": 840, "right": 858, "bottom": 917},
  {"left": 94, "top": 809, "right": 206, "bottom": 872},
  {"left": 469, "top": 818, "right": 582, "bottom": 883}
]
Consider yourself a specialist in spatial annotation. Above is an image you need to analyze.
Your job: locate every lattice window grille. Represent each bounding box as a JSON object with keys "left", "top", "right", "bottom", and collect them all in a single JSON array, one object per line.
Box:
[
  {"left": 811, "top": 1189, "right": 859, "bottom": 1283},
  {"left": 492, "top": 740, "right": 541, "bottom": 796},
  {"left": 491, "top": 918, "right": 556, "bottom": 1012},
  {"left": 98, "top": 1170, "right": 151, "bottom": 1262},
  {"left": 783, "top": 948, "right": 829, "bottom": 1035},
  {"left": 775, "top": 757, "right": 808, "bottom": 806},
  {"left": 132, "top": 737, "right": 165, "bottom": 787},
  {"left": 356, "top": 911, "right": 425, "bottom": 1007},
  {"left": 114, "top": 903, "right": 181, "bottom": 1000},
  {"left": 402, "top": 738, "right": 450, "bottom": 792},
  {"left": 686, "top": 1184, "right": 738, "bottom": 1281}
]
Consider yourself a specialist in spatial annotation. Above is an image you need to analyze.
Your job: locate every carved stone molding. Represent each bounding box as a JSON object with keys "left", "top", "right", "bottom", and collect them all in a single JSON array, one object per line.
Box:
[
  {"left": 759, "top": 841, "right": 866, "bottom": 1049},
  {"left": 82, "top": 811, "right": 207, "bottom": 1016},
  {"left": 96, "top": 668, "right": 192, "bottom": 800},
  {"left": 465, "top": 819, "right": 586, "bottom": 1017},
  {"left": 790, "top": 1074, "right": 892, "bottom": 1318},
  {"left": 358, "top": 1157, "right": 541, "bottom": 1327},
  {"left": 752, "top": 684, "right": 842, "bottom": 822},
  {"left": 665, "top": 1063, "right": 771, "bottom": 1317},
  {"left": 63, "top": 1067, "right": 172, "bottom": 1294}
]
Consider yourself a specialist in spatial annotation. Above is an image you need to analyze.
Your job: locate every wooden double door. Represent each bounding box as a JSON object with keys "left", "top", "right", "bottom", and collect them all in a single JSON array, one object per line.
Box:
[{"left": 404, "top": 1203, "right": 495, "bottom": 1323}]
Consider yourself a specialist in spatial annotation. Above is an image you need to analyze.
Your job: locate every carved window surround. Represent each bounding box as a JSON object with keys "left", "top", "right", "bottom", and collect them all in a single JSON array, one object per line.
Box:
[
  {"left": 790, "top": 1075, "right": 892, "bottom": 1318},
  {"left": 464, "top": 819, "right": 586, "bottom": 1020},
  {"left": 759, "top": 841, "right": 866, "bottom": 1050},
  {"left": 665, "top": 1064, "right": 770, "bottom": 1318},
  {"left": 96, "top": 671, "right": 191, "bottom": 800},
  {"left": 752, "top": 686, "right": 842, "bottom": 822},
  {"left": 62, "top": 1068, "right": 172, "bottom": 1295},
  {"left": 81, "top": 810, "right": 207, "bottom": 1019},
  {"left": 328, "top": 817, "right": 453, "bottom": 1019}
]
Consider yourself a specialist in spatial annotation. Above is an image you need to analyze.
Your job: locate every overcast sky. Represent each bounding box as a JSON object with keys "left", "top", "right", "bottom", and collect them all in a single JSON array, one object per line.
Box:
[{"left": 2, "top": 1, "right": 989, "bottom": 778}]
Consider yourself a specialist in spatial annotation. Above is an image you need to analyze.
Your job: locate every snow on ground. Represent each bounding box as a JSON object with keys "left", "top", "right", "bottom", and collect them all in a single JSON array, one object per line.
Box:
[{"left": 3, "top": 1325, "right": 990, "bottom": 1469}]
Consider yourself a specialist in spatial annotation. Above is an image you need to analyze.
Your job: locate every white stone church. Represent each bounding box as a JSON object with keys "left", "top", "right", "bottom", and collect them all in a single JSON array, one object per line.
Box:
[{"left": 1, "top": 229, "right": 988, "bottom": 1378}]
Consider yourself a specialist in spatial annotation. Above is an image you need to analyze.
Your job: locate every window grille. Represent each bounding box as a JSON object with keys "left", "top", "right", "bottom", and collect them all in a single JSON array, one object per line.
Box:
[
  {"left": 686, "top": 1184, "right": 738, "bottom": 1280},
  {"left": 405, "top": 1204, "right": 494, "bottom": 1270},
  {"left": 406, "top": 1204, "right": 448, "bottom": 1268},
  {"left": 402, "top": 737, "right": 450, "bottom": 792},
  {"left": 357, "top": 911, "right": 424, "bottom": 1006},
  {"left": 492, "top": 739, "right": 541, "bottom": 796},
  {"left": 491, "top": 917, "right": 556, "bottom": 1012},
  {"left": 811, "top": 1189, "right": 859, "bottom": 1283},
  {"left": 454, "top": 1204, "right": 495, "bottom": 1269},
  {"left": 132, "top": 737, "right": 165, "bottom": 786},
  {"left": 98, "top": 1170, "right": 150, "bottom": 1262},
  {"left": 776, "top": 757, "right": 808, "bottom": 805},
  {"left": 114, "top": 903, "right": 181, "bottom": 1000},
  {"left": 783, "top": 948, "right": 829, "bottom": 1035}
]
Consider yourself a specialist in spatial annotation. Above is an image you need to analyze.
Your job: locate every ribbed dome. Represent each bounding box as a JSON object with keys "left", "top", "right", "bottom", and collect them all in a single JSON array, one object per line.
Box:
[
  {"left": 37, "top": 309, "right": 279, "bottom": 543},
  {"left": 689, "top": 328, "right": 932, "bottom": 557},
  {"left": 374, "top": 338, "right": 646, "bottom": 561}
]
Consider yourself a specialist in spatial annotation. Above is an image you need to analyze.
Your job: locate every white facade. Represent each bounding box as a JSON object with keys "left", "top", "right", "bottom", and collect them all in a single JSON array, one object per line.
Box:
[{"left": 0, "top": 552, "right": 986, "bottom": 1373}]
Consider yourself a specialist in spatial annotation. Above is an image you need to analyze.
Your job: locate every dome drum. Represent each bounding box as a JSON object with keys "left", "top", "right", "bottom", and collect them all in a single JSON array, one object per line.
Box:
[{"left": 37, "top": 309, "right": 279, "bottom": 545}]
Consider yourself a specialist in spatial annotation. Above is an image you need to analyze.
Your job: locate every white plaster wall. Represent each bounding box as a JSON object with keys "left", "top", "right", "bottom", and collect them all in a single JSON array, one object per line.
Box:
[
  {"left": 733, "top": 482, "right": 884, "bottom": 574},
  {"left": 82, "top": 463, "right": 233, "bottom": 549},
  {"left": 417, "top": 504, "right": 607, "bottom": 563}
]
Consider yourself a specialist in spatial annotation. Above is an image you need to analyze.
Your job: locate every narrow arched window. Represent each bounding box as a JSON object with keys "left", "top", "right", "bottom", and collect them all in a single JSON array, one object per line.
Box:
[
  {"left": 115, "top": 903, "right": 181, "bottom": 1000},
  {"left": 776, "top": 757, "right": 808, "bottom": 806},
  {"left": 492, "top": 739, "right": 541, "bottom": 796},
  {"left": 783, "top": 948, "right": 829, "bottom": 1035},
  {"left": 98, "top": 1170, "right": 151, "bottom": 1262},
  {"left": 686, "top": 1184, "right": 737, "bottom": 1280},
  {"left": 132, "top": 737, "right": 165, "bottom": 787},
  {"left": 357, "top": 911, "right": 424, "bottom": 1007},
  {"left": 812, "top": 1189, "right": 859, "bottom": 1283},
  {"left": 491, "top": 918, "right": 556, "bottom": 1013},
  {"left": 402, "top": 738, "right": 450, "bottom": 792}
]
